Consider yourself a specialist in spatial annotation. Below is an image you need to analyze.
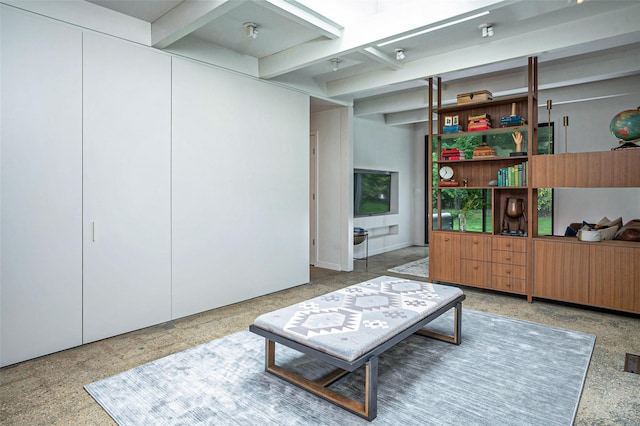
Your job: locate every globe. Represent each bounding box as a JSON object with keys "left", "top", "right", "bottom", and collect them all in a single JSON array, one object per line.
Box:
[{"left": 609, "top": 107, "right": 640, "bottom": 143}]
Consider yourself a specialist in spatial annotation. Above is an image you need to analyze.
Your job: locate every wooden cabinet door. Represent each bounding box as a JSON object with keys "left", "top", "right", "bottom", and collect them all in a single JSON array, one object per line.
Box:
[
  {"left": 590, "top": 245, "right": 640, "bottom": 313},
  {"left": 533, "top": 240, "right": 589, "bottom": 304},
  {"left": 430, "top": 232, "right": 461, "bottom": 284},
  {"left": 83, "top": 34, "right": 171, "bottom": 343}
]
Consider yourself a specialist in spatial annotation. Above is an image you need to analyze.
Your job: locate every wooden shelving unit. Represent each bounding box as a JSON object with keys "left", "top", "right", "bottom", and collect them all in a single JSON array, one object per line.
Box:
[
  {"left": 531, "top": 150, "right": 640, "bottom": 187},
  {"left": 530, "top": 150, "right": 640, "bottom": 314},
  {"left": 427, "top": 57, "right": 639, "bottom": 314},
  {"left": 428, "top": 57, "right": 538, "bottom": 301}
]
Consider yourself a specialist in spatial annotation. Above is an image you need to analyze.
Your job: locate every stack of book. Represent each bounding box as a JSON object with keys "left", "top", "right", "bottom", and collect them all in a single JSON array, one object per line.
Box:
[
  {"left": 497, "top": 161, "right": 528, "bottom": 187},
  {"left": 500, "top": 115, "right": 525, "bottom": 127},
  {"left": 442, "top": 148, "right": 465, "bottom": 160},
  {"left": 468, "top": 113, "right": 491, "bottom": 131},
  {"left": 442, "top": 124, "right": 461, "bottom": 133},
  {"left": 472, "top": 143, "right": 496, "bottom": 158}
]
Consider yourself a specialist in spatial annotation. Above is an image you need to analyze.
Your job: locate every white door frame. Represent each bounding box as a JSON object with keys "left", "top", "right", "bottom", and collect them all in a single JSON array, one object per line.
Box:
[{"left": 310, "top": 131, "right": 318, "bottom": 265}]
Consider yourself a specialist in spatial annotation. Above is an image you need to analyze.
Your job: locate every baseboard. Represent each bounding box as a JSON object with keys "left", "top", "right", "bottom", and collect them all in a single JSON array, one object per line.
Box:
[{"left": 313, "top": 260, "right": 342, "bottom": 271}]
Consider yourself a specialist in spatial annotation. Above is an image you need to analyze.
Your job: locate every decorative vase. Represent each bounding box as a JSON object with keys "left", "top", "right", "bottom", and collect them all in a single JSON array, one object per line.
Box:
[
  {"left": 506, "top": 198, "right": 524, "bottom": 218},
  {"left": 458, "top": 213, "right": 467, "bottom": 232}
]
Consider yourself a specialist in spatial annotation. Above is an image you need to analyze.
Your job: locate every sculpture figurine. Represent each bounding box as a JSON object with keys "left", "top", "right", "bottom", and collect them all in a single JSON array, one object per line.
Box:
[
  {"left": 512, "top": 129, "right": 523, "bottom": 152},
  {"left": 502, "top": 197, "right": 527, "bottom": 236}
]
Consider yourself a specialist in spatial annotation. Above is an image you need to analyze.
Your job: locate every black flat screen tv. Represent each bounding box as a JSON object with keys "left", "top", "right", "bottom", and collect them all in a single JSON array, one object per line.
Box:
[{"left": 354, "top": 170, "right": 392, "bottom": 216}]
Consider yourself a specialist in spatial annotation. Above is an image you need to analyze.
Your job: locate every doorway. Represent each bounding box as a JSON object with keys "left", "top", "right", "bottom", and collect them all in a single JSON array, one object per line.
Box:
[{"left": 309, "top": 132, "right": 318, "bottom": 265}]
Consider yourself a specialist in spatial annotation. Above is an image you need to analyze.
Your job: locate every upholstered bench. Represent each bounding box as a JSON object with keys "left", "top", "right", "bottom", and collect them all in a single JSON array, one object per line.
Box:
[{"left": 249, "top": 276, "right": 465, "bottom": 421}]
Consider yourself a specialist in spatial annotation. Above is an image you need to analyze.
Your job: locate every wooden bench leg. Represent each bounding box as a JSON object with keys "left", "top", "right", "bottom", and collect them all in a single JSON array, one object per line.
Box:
[
  {"left": 264, "top": 339, "right": 378, "bottom": 421},
  {"left": 414, "top": 301, "right": 462, "bottom": 345}
]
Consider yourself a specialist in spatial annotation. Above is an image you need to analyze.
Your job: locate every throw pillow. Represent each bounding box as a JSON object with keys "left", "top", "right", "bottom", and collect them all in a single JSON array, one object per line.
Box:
[
  {"left": 614, "top": 219, "right": 640, "bottom": 242},
  {"left": 599, "top": 225, "right": 619, "bottom": 240},
  {"left": 596, "top": 216, "right": 623, "bottom": 229}
]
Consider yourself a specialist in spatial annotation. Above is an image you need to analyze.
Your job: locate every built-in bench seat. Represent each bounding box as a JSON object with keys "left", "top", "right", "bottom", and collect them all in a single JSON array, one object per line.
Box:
[{"left": 249, "top": 275, "right": 465, "bottom": 421}]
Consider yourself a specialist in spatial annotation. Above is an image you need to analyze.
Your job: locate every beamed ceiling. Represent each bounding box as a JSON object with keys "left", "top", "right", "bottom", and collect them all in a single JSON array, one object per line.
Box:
[{"left": 8, "top": 0, "right": 640, "bottom": 121}]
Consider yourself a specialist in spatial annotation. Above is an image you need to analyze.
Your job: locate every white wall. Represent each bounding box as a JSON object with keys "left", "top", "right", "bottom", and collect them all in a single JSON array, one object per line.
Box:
[
  {"left": 538, "top": 77, "right": 640, "bottom": 234},
  {"left": 311, "top": 107, "right": 353, "bottom": 271},
  {"left": 353, "top": 115, "right": 416, "bottom": 256}
]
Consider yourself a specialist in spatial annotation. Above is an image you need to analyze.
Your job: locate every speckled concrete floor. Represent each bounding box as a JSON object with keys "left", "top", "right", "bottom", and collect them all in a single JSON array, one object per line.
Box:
[{"left": 1, "top": 246, "right": 638, "bottom": 425}]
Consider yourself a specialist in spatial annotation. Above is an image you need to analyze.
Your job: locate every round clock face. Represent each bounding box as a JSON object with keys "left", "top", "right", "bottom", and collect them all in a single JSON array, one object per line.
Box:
[{"left": 439, "top": 166, "right": 454, "bottom": 180}]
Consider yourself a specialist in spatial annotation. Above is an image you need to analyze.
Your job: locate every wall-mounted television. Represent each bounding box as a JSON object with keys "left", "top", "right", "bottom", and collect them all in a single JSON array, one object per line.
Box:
[{"left": 354, "top": 169, "right": 397, "bottom": 217}]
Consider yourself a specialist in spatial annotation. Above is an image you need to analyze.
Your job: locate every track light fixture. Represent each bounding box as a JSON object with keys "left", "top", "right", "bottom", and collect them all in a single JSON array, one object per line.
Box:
[
  {"left": 331, "top": 58, "right": 340, "bottom": 72},
  {"left": 244, "top": 22, "right": 258, "bottom": 39},
  {"left": 395, "top": 49, "right": 405, "bottom": 61}
]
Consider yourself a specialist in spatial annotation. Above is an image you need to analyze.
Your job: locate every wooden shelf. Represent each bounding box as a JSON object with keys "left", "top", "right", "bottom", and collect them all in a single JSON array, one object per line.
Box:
[
  {"left": 437, "top": 125, "right": 529, "bottom": 139},
  {"left": 534, "top": 235, "right": 640, "bottom": 248},
  {"left": 530, "top": 150, "right": 640, "bottom": 187},
  {"left": 435, "top": 95, "right": 528, "bottom": 114},
  {"left": 436, "top": 155, "right": 529, "bottom": 164}
]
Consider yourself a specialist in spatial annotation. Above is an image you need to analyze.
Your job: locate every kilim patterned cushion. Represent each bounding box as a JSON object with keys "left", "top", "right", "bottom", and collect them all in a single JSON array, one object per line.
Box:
[{"left": 253, "top": 276, "right": 463, "bottom": 362}]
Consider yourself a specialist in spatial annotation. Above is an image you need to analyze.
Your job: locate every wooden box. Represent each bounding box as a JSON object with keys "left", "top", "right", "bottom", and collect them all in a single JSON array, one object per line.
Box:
[{"left": 457, "top": 90, "right": 493, "bottom": 105}]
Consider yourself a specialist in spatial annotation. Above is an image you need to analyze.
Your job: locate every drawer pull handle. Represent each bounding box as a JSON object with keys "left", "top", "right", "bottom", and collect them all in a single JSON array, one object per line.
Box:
[
  {"left": 506, "top": 270, "right": 511, "bottom": 274},
  {"left": 444, "top": 238, "right": 449, "bottom": 242},
  {"left": 505, "top": 256, "right": 511, "bottom": 261},
  {"left": 473, "top": 266, "right": 478, "bottom": 270},
  {"left": 473, "top": 241, "right": 479, "bottom": 245},
  {"left": 505, "top": 243, "right": 511, "bottom": 248}
]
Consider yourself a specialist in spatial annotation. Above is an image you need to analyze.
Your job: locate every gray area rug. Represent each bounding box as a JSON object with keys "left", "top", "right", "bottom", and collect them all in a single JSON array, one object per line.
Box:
[
  {"left": 387, "top": 257, "right": 429, "bottom": 278},
  {"left": 85, "top": 310, "right": 595, "bottom": 425}
]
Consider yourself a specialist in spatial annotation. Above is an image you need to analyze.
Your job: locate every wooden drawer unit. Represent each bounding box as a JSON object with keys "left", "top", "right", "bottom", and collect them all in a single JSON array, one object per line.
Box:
[
  {"left": 461, "top": 234, "right": 491, "bottom": 261},
  {"left": 492, "top": 275, "right": 526, "bottom": 293},
  {"left": 490, "top": 236, "right": 528, "bottom": 294},
  {"left": 492, "top": 250, "right": 526, "bottom": 266},
  {"left": 492, "top": 237, "right": 526, "bottom": 252},
  {"left": 491, "top": 263, "right": 526, "bottom": 294},
  {"left": 459, "top": 234, "right": 491, "bottom": 287},
  {"left": 461, "top": 259, "right": 491, "bottom": 288},
  {"left": 492, "top": 263, "right": 526, "bottom": 280}
]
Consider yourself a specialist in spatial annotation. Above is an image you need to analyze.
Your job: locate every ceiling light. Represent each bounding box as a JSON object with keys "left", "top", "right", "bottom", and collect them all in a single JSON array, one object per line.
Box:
[
  {"left": 480, "top": 24, "right": 494, "bottom": 38},
  {"left": 377, "top": 11, "right": 490, "bottom": 47},
  {"left": 331, "top": 58, "right": 340, "bottom": 72},
  {"left": 244, "top": 22, "right": 258, "bottom": 39},
  {"left": 395, "top": 49, "right": 406, "bottom": 61}
]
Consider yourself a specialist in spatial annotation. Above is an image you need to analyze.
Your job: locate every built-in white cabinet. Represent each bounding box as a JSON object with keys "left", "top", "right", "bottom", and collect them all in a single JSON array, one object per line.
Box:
[
  {"left": 1, "top": 7, "right": 83, "bottom": 367},
  {"left": 82, "top": 33, "right": 172, "bottom": 343},
  {"left": 171, "top": 58, "right": 310, "bottom": 319},
  {"left": 1, "top": 7, "right": 309, "bottom": 366}
]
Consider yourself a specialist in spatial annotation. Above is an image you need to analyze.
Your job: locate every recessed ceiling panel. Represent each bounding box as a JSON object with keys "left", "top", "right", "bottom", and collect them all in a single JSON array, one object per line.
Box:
[
  {"left": 189, "top": 1, "right": 327, "bottom": 58},
  {"left": 87, "top": 0, "right": 182, "bottom": 22}
]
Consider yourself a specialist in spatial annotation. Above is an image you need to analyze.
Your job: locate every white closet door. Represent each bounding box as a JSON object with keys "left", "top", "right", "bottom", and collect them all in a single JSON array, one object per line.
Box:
[
  {"left": 1, "top": 7, "right": 83, "bottom": 366},
  {"left": 83, "top": 33, "right": 171, "bottom": 343}
]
